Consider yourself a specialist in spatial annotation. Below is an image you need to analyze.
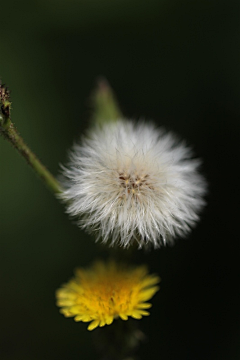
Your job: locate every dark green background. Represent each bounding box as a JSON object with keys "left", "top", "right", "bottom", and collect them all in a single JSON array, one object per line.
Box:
[{"left": 0, "top": 0, "right": 239, "bottom": 359}]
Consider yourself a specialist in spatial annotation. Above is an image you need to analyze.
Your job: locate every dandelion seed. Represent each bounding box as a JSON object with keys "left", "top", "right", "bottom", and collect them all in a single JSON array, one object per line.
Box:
[
  {"left": 56, "top": 261, "right": 160, "bottom": 331},
  {"left": 60, "top": 120, "right": 206, "bottom": 248}
]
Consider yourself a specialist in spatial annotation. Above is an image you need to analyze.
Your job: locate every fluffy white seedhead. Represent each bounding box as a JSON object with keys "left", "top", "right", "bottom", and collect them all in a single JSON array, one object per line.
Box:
[{"left": 60, "top": 120, "right": 206, "bottom": 248}]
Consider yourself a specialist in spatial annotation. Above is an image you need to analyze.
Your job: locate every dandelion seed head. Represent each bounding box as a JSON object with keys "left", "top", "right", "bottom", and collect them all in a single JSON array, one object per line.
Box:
[{"left": 60, "top": 120, "right": 206, "bottom": 248}]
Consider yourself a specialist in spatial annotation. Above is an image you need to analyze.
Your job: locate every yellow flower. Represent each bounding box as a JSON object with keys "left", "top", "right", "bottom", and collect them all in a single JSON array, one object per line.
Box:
[{"left": 56, "top": 261, "right": 160, "bottom": 331}]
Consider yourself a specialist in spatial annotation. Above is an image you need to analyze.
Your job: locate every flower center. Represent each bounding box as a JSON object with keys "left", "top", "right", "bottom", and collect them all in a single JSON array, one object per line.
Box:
[{"left": 118, "top": 172, "right": 150, "bottom": 194}]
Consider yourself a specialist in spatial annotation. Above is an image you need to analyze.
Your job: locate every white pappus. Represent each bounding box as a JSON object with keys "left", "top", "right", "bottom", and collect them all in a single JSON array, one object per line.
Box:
[{"left": 60, "top": 119, "right": 207, "bottom": 248}]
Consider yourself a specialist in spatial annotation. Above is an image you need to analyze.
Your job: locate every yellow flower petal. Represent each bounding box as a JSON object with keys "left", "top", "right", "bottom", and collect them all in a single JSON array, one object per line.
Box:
[
  {"left": 137, "top": 303, "right": 152, "bottom": 309},
  {"left": 139, "top": 286, "right": 160, "bottom": 301},
  {"left": 119, "top": 313, "right": 128, "bottom": 320},
  {"left": 88, "top": 320, "right": 100, "bottom": 331}
]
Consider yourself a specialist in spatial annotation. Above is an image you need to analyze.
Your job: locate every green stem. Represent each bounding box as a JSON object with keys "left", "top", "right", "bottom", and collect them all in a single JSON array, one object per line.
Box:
[
  {"left": 0, "top": 112, "right": 62, "bottom": 195},
  {"left": 0, "top": 78, "right": 122, "bottom": 196}
]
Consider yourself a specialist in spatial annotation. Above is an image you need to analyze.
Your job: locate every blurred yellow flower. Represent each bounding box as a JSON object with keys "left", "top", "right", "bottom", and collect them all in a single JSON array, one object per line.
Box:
[{"left": 56, "top": 261, "right": 160, "bottom": 331}]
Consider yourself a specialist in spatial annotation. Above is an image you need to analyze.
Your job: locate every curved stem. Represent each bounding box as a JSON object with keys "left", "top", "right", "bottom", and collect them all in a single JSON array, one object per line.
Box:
[{"left": 0, "top": 112, "right": 62, "bottom": 195}]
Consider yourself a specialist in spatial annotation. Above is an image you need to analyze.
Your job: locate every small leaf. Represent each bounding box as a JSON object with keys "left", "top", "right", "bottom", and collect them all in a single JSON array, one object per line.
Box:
[{"left": 90, "top": 77, "right": 122, "bottom": 126}]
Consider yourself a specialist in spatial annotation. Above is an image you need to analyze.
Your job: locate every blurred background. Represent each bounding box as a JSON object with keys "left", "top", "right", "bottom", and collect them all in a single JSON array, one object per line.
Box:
[{"left": 0, "top": 0, "right": 239, "bottom": 359}]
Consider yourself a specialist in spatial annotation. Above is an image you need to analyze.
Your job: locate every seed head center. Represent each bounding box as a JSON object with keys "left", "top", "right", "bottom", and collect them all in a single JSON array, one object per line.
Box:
[{"left": 118, "top": 172, "right": 150, "bottom": 194}]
